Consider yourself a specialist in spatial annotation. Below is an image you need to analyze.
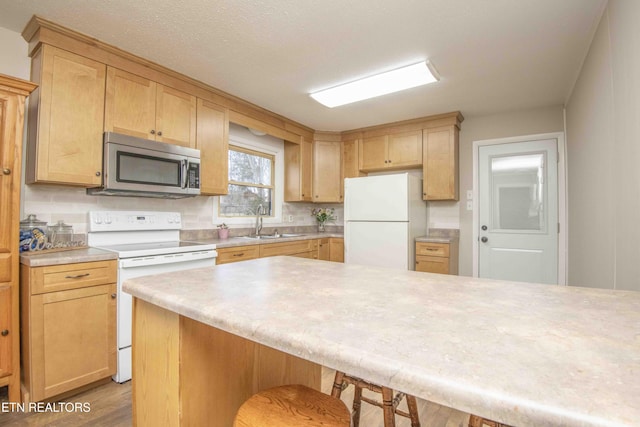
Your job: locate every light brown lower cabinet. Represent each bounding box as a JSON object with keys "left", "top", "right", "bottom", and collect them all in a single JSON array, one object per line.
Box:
[
  {"left": 318, "top": 238, "right": 330, "bottom": 261},
  {"left": 215, "top": 245, "right": 260, "bottom": 265},
  {"left": 415, "top": 241, "right": 458, "bottom": 275},
  {"left": 0, "top": 286, "right": 13, "bottom": 380},
  {"left": 260, "top": 239, "right": 318, "bottom": 259},
  {"left": 216, "top": 238, "right": 345, "bottom": 265},
  {"left": 329, "top": 238, "right": 344, "bottom": 263},
  {"left": 20, "top": 260, "right": 117, "bottom": 402}
]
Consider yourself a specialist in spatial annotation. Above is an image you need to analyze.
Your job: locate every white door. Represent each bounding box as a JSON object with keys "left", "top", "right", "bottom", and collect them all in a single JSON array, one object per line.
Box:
[{"left": 478, "top": 139, "right": 558, "bottom": 284}]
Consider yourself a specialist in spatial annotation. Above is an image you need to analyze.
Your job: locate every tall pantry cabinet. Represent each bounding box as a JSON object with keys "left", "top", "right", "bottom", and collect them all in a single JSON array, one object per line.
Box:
[{"left": 0, "top": 74, "right": 37, "bottom": 402}]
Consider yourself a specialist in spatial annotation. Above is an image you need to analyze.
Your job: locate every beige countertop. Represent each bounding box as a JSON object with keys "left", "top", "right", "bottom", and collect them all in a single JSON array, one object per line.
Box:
[
  {"left": 123, "top": 257, "right": 640, "bottom": 427},
  {"left": 416, "top": 228, "right": 460, "bottom": 244},
  {"left": 415, "top": 235, "right": 458, "bottom": 244},
  {"left": 19, "top": 247, "right": 118, "bottom": 267},
  {"left": 191, "top": 232, "right": 343, "bottom": 249}
]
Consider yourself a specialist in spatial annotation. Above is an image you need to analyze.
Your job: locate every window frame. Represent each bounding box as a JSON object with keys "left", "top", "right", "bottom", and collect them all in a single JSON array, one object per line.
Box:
[
  {"left": 213, "top": 124, "right": 284, "bottom": 227},
  {"left": 218, "top": 145, "right": 276, "bottom": 218}
]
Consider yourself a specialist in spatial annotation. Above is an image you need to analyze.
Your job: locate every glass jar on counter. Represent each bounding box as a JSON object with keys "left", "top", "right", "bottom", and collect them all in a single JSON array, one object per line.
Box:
[
  {"left": 19, "top": 214, "right": 48, "bottom": 252},
  {"left": 48, "top": 220, "right": 74, "bottom": 246}
]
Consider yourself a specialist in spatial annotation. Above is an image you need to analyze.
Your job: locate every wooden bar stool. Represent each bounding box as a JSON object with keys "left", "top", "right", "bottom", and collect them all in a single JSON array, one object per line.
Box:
[
  {"left": 331, "top": 371, "right": 421, "bottom": 427},
  {"left": 469, "top": 414, "right": 511, "bottom": 427},
  {"left": 234, "top": 384, "right": 350, "bottom": 427}
]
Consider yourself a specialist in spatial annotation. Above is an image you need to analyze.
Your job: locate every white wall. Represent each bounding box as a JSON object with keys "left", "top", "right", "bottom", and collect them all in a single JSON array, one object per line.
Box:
[
  {"left": 565, "top": 0, "right": 640, "bottom": 291},
  {"left": 457, "top": 106, "right": 565, "bottom": 276},
  {"left": 0, "top": 26, "right": 30, "bottom": 79}
]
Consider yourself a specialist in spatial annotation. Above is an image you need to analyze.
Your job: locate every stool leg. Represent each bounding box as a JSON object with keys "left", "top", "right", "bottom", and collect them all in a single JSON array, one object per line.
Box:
[
  {"left": 331, "top": 371, "right": 345, "bottom": 398},
  {"left": 381, "top": 387, "right": 396, "bottom": 427},
  {"left": 352, "top": 384, "right": 364, "bottom": 427},
  {"left": 406, "top": 395, "right": 421, "bottom": 427}
]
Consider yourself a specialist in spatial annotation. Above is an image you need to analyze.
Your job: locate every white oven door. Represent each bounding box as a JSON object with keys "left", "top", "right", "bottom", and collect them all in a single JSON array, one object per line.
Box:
[{"left": 115, "top": 250, "right": 216, "bottom": 382}]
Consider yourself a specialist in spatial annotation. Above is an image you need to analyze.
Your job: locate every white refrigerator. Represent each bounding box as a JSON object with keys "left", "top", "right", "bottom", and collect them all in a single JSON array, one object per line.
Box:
[{"left": 344, "top": 173, "right": 427, "bottom": 270}]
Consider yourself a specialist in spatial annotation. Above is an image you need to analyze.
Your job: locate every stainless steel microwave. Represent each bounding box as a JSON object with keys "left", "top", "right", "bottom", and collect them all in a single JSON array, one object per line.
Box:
[{"left": 87, "top": 132, "right": 201, "bottom": 199}]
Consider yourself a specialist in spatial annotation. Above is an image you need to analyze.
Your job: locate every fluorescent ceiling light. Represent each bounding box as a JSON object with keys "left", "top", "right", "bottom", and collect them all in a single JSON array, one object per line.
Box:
[{"left": 310, "top": 61, "right": 439, "bottom": 108}]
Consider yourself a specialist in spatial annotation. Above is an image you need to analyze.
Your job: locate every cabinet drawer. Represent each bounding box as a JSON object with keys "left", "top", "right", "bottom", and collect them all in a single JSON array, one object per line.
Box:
[
  {"left": 30, "top": 260, "right": 117, "bottom": 295},
  {"left": 216, "top": 245, "right": 260, "bottom": 265},
  {"left": 415, "top": 256, "right": 449, "bottom": 275},
  {"left": 260, "top": 240, "right": 315, "bottom": 258},
  {"left": 416, "top": 242, "right": 449, "bottom": 258}
]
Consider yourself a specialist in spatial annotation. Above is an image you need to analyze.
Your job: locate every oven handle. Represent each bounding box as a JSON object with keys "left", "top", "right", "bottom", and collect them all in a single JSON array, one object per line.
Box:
[{"left": 120, "top": 250, "right": 218, "bottom": 269}]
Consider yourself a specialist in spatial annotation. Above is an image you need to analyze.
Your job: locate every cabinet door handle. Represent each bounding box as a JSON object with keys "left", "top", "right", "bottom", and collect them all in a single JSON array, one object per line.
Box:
[
  {"left": 150, "top": 129, "right": 156, "bottom": 134},
  {"left": 111, "top": 293, "right": 117, "bottom": 299},
  {"left": 233, "top": 253, "right": 245, "bottom": 257},
  {"left": 1, "top": 330, "right": 8, "bottom": 336},
  {"left": 426, "top": 248, "right": 439, "bottom": 251},
  {"left": 157, "top": 131, "right": 163, "bottom": 136},
  {"left": 64, "top": 273, "right": 90, "bottom": 279},
  {"left": 2, "top": 168, "right": 10, "bottom": 175}
]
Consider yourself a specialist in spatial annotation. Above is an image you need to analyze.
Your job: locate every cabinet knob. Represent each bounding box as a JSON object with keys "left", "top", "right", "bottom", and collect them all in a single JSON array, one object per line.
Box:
[
  {"left": 157, "top": 131, "right": 163, "bottom": 136},
  {"left": 1, "top": 330, "right": 8, "bottom": 336},
  {"left": 111, "top": 293, "right": 117, "bottom": 299},
  {"left": 95, "top": 171, "right": 101, "bottom": 177},
  {"left": 2, "top": 168, "right": 10, "bottom": 175},
  {"left": 150, "top": 130, "right": 156, "bottom": 134}
]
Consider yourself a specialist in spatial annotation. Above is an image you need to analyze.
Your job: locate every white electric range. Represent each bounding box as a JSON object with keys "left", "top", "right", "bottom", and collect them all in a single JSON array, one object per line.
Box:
[{"left": 87, "top": 211, "right": 217, "bottom": 383}]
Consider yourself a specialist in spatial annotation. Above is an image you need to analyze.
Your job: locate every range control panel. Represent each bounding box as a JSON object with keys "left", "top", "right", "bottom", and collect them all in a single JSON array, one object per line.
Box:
[{"left": 88, "top": 211, "right": 182, "bottom": 232}]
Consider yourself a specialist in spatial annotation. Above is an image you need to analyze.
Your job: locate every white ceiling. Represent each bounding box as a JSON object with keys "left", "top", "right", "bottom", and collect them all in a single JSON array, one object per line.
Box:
[{"left": 0, "top": 0, "right": 606, "bottom": 131}]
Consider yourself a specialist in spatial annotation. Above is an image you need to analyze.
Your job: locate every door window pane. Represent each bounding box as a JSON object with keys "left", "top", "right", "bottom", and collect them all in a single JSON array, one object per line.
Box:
[{"left": 490, "top": 153, "right": 545, "bottom": 231}]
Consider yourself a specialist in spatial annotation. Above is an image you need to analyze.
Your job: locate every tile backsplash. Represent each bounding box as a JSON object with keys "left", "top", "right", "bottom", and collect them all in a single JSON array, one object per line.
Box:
[{"left": 22, "top": 183, "right": 344, "bottom": 234}]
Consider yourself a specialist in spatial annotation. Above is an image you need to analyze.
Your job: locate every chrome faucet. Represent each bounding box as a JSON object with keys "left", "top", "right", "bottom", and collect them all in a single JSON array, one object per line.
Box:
[{"left": 254, "top": 204, "right": 266, "bottom": 236}]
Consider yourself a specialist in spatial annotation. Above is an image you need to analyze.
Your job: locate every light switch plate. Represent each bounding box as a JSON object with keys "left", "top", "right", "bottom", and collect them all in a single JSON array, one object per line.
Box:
[
  {"left": 466, "top": 201, "right": 473, "bottom": 210},
  {"left": 288, "top": 215, "right": 294, "bottom": 222},
  {"left": 466, "top": 190, "right": 473, "bottom": 200}
]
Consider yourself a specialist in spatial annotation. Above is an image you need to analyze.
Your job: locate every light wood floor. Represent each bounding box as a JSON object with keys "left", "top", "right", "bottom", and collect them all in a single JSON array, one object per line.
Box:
[{"left": 0, "top": 369, "right": 471, "bottom": 426}]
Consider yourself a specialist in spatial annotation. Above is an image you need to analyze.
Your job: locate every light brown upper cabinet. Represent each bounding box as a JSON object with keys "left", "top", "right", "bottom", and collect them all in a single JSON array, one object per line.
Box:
[
  {"left": 104, "top": 67, "right": 196, "bottom": 148},
  {"left": 359, "top": 130, "right": 422, "bottom": 172},
  {"left": 342, "top": 138, "right": 364, "bottom": 180},
  {"left": 26, "top": 45, "right": 106, "bottom": 186},
  {"left": 284, "top": 138, "right": 313, "bottom": 202},
  {"left": 313, "top": 140, "right": 342, "bottom": 203},
  {"left": 423, "top": 125, "right": 459, "bottom": 201},
  {"left": 196, "top": 99, "right": 229, "bottom": 195}
]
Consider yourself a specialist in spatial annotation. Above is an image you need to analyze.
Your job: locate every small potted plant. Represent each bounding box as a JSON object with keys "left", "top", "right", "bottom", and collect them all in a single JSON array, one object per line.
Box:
[
  {"left": 311, "top": 208, "right": 335, "bottom": 232},
  {"left": 217, "top": 223, "right": 229, "bottom": 239}
]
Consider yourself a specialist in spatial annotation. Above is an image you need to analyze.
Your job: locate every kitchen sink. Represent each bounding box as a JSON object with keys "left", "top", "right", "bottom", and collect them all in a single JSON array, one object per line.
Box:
[{"left": 240, "top": 233, "right": 305, "bottom": 240}]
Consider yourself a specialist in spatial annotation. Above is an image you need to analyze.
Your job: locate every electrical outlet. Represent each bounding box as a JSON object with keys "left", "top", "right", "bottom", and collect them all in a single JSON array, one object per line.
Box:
[
  {"left": 288, "top": 215, "right": 294, "bottom": 222},
  {"left": 466, "top": 201, "right": 473, "bottom": 211}
]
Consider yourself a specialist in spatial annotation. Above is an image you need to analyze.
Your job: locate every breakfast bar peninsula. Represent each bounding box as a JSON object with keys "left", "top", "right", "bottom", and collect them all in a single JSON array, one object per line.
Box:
[{"left": 124, "top": 256, "right": 640, "bottom": 427}]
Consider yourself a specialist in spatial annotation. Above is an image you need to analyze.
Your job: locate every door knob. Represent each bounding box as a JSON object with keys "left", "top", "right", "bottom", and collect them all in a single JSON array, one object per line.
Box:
[
  {"left": 481, "top": 225, "right": 487, "bottom": 231},
  {"left": 481, "top": 236, "right": 488, "bottom": 243}
]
